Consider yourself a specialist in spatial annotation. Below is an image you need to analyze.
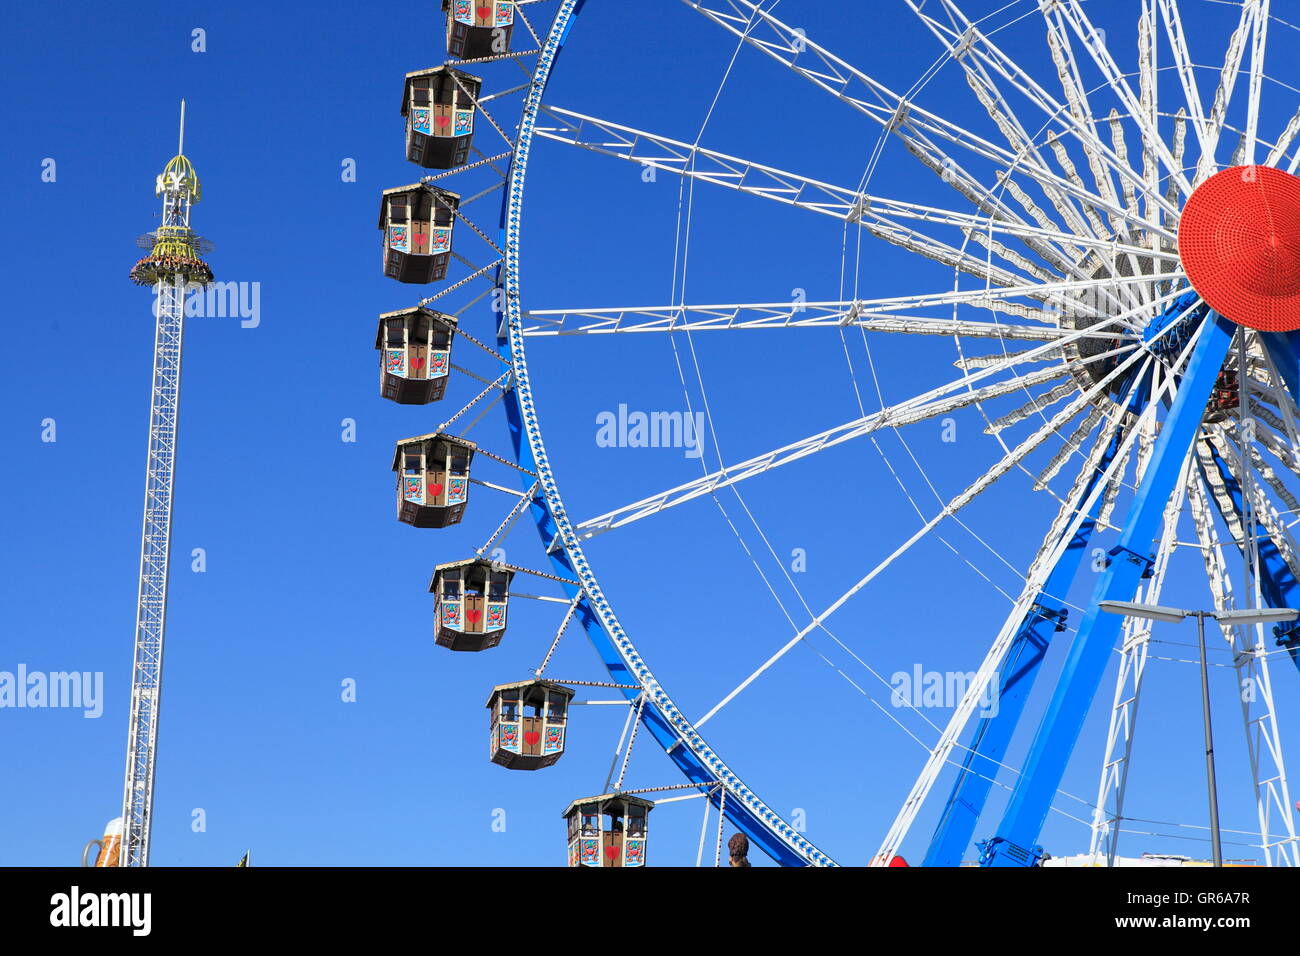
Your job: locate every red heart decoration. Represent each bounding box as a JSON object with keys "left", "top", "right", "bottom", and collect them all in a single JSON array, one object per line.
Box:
[
  {"left": 436, "top": 115, "right": 451, "bottom": 128},
  {"left": 414, "top": 232, "right": 428, "bottom": 245},
  {"left": 605, "top": 846, "right": 619, "bottom": 859},
  {"left": 427, "top": 483, "right": 444, "bottom": 496},
  {"left": 412, "top": 357, "right": 425, "bottom": 369},
  {"left": 466, "top": 609, "right": 482, "bottom": 623},
  {"left": 524, "top": 731, "right": 540, "bottom": 745},
  {"left": 477, "top": 5, "right": 491, "bottom": 18}
]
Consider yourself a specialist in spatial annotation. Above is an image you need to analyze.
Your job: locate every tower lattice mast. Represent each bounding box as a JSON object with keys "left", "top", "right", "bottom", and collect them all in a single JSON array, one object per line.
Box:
[{"left": 120, "top": 100, "right": 212, "bottom": 867}]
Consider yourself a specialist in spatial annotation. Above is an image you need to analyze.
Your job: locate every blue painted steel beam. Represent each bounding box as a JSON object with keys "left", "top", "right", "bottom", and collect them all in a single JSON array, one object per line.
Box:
[
  {"left": 1198, "top": 441, "right": 1300, "bottom": 672},
  {"left": 923, "top": 373, "right": 1150, "bottom": 867},
  {"left": 1255, "top": 330, "right": 1300, "bottom": 668},
  {"left": 980, "top": 313, "right": 1237, "bottom": 866},
  {"left": 1261, "top": 330, "right": 1300, "bottom": 400}
]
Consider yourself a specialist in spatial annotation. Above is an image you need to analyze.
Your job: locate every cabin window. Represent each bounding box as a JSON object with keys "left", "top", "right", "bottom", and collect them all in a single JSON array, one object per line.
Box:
[
  {"left": 487, "top": 575, "right": 507, "bottom": 600},
  {"left": 450, "top": 452, "right": 470, "bottom": 473},
  {"left": 548, "top": 693, "right": 567, "bottom": 721},
  {"left": 403, "top": 452, "right": 423, "bottom": 475},
  {"left": 627, "top": 810, "right": 646, "bottom": 836},
  {"left": 389, "top": 198, "right": 409, "bottom": 221},
  {"left": 431, "top": 328, "right": 451, "bottom": 348},
  {"left": 499, "top": 693, "right": 519, "bottom": 721},
  {"left": 608, "top": 813, "right": 624, "bottom": 833},
  {"left": 580, "top": 810, "right": 599, "bottom": 836},
  {"left": 441, "top": 579, "right": 459, "bottom": 601}
]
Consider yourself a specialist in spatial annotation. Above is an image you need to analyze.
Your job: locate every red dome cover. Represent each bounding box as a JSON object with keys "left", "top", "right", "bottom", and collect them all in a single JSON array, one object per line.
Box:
[{"left": 1179, "top": 165, "right": 1300, "bottom": 332}]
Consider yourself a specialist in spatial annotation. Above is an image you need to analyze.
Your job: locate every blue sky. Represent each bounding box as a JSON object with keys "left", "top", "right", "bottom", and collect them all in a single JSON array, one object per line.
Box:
[{"left": 2, "top": 0, "right": 1298, "bottom": 867}]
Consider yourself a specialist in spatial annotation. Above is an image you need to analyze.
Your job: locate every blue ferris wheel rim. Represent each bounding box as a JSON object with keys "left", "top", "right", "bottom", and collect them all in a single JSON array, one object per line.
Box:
[{"left": 489, "top": 0, "right": 837, "bottom": 867}]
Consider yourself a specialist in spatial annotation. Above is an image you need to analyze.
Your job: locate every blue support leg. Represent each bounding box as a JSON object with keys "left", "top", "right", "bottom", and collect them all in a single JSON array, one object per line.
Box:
[
  {"left": 923, "top": 375, "right": 1149, "bottom": 867},
  {"left": 1252, "top": 331, "right": 1300, "bottom": 666},
  {"left": 1260, "top": 330, "right": 1300, "bottom": 400},
  {"left": 1198, "top": 442, "right": 1300, "bottom": 672},
  {"left": 980, "top": 314, "right": 1237, "bottom": 867}
]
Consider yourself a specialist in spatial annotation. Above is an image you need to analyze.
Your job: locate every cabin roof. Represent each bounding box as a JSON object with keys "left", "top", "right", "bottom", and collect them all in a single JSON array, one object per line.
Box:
[
  {"left": 391, "top": 431, "right": 478, "bottom": 471},
  {"left": 562, "top": 792, "right": 657, "bottom": 818},
  {"left": 375, "top": 307, "right": 457, "bottom": 348},
  {"left": 378, "top": 183, "right": 462, "bottom": 228},
  {"left": 380, "top": 182, "right": 462, "bottom": 199},
  {"left": 401, "top": 66, "right": 482, "bottom": 116},
  {"left": 485, "top": 679, "right": 575, "bottom": 708},
  {"left": 428, "top": 557, "right": 514, "bottom": 591}
]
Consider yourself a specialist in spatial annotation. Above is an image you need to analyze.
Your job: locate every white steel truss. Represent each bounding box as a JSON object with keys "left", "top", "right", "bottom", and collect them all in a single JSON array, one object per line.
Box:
[
  {"left": 573, "top": 283, "right": 1190, "bottom": 539},
  {"left": 536, "top": 105, "right": 1184, "bottom": 292},
  {"left": 1187, "top": 465, "right": 1300, "bottom": 866},
  {"left": 122, "top": 276, "right": 185, "bottom": 867}
]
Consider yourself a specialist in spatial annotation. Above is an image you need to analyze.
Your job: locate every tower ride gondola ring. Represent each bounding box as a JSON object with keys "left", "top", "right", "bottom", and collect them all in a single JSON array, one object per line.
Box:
[{"left": 391, "top": 0, "right": 1300, "bottom": 866}]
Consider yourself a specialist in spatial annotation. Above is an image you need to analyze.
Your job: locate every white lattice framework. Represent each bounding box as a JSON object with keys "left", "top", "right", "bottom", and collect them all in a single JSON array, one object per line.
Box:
[{"left": 422, "top": 0, "right": 1300, "bottom": 865}]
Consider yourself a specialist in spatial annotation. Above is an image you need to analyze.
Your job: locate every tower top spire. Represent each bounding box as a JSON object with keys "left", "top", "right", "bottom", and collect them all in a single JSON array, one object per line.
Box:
[{"left": 157, "top": 99, "right": 201, "bottom": 203}]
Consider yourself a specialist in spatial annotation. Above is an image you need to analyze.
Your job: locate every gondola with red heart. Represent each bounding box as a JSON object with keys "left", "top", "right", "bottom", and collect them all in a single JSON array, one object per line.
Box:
[
  {"left": 430, "top": 558, "right": 514, "bottom": 652},
  {"left": 376, "top": 306, "right": 459, "bottom": 405},
  {"left": 442, "top": 0, "right": 515, "bottom": 61},
  {"left": 379, "top": 183, "right": 460, "bottom": 284},
  {"left": 487, "top": 679, "right": 575, "bottom": 769},
  {"left": 402, "top": 65, "right": 481, "bottom": 170}
]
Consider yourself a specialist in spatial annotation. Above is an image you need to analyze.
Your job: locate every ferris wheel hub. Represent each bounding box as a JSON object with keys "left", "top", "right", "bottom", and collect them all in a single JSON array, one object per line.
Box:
[{"left": 1179, "top": 165, "right": 1300, "bottom": 332}]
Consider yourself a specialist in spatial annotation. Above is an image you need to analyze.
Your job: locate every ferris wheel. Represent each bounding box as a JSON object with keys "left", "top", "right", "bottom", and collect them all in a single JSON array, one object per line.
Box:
[{"left": 378, "top": 0, "right": 1300, "bottom": 867}]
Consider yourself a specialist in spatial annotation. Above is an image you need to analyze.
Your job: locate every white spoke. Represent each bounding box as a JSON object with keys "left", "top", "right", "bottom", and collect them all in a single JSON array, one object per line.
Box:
[
  {"left": 1165, "top": 109, "right": 1189, "bottom": 230},
  {"left": 576, "top": 343, "right": 1148, "bottom": 540},
  {"left": 538, "top": 106, "right": 1187, "bottom": 317},
  {"left": 1038, "top": 5, "right": 1131, "bottom": 231},
  {"left": 910, "top": 0, "right": 1184, "bottom": 230},
  {"left": 680, "top": 0, "right": 1177, "bottom": 241},
  {"left": 1034, "top": 405, "right": 1105, "bottom": 489},
  {"left": 574, "top": 283, "right": 1186, "bottom": 536},
  {"left": 984, "top": 380, "right": 1076, "bottom": 435},
  {"left": 1139, "top": 0, "right": 1161, "bottom": 223},
  {"left": 692, "top": 347, "right": 1154, "bottom": 742},
  {"left": 526, "top": 305, "right": 1077, "bottom": 337},
  {"left": 1207, "top": 429, "right": 1300, "bottom": 569},
  {"left": 1265, "top": 104, "right": 1300, "bottom": 169},
  {"left": 1050, "top": 0, "right": 1195, "bottom": 198},
  {"left": 1196, "top": 0, "right": 1254, "bottom": 182},
  {"left": 537, "top": 106, "right": 1178, "bottom": 288},
  {"left": 1158, "top": 0, "right": 1213, "bottom": 165},
  {"left": 957, "top": 345, "right": 1066, "bottom": 370},
  {"left": 1096, "top": 438, "right": 1135, "bottom": 529},
  {"left": 1245, "top": 0, "right": 1269, "bottom": 164},
  {"left": 908, "top": 0, "right": 1156, "bottom": 290},
  {"left": 524, "top": 273, "right": 1166, "bottom": 335}
]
